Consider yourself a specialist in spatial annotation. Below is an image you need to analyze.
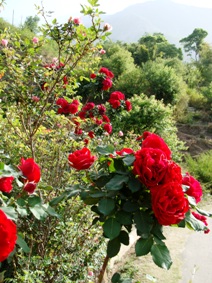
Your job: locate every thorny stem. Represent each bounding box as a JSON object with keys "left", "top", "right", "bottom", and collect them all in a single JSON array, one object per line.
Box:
[{"left": 98, "top": 255, "right": 110, "bottom": 283}]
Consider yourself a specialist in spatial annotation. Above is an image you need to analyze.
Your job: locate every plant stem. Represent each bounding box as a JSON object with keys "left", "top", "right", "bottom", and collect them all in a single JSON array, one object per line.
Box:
[{"left": 98, "top": 255, "right": 109, "bottom": 283}]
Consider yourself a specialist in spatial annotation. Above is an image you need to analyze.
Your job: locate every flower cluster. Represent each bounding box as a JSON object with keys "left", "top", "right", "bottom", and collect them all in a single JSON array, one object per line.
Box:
[
  {"left": 133, "top": 132, "right": 208, "bottom": 229},
  {"left": 90, "top": 67, "right": 114, "bottom": 91},
  {"left": 108, "top": 91, "right": 132, "bottom": 111}
]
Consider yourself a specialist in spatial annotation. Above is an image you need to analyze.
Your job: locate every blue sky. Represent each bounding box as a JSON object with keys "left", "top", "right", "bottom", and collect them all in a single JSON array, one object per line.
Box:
[{"left": 1, "top": 0, "right": 212, "bottom": 26}]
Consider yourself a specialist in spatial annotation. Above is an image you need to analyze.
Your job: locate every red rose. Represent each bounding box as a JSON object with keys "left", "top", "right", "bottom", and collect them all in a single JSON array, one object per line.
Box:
[
  {"left": 108, "top": 99, "right": 121, "bottom": 109},
  {"left": 103, "top": 123, "right": 112, "bottom": 134},
  {"left": 109, "top": 91, "right": 125, "bottom": 101},
  {"left": 18, "top": 158, "right": 41, "bottom": 183},
  {"left": 0, "top": 177, "right": 14, "bottom": 193},
  {"left": 68, "top": 148, "right": 96, "bottom": 170},
  {"left": 90, "top": 73, "right": 96, "bottom": 79},
  {"left": 56, "top": 98, "right": 79, "bottom": 115},
  {"left": 141, "top": 132, "right": 172, "bottom": 160},
  {"left": 125, "top": 100, "right": 132, "bottom": 111},
  {"left": 102, "top": 78, "right": 112, "bottom": 91},
  {"left": 88, "top": 131, "right": 95, "bottom": 139},
  {"left": 116, "top": 148, "right": 134, "bottom": 156},
  {"left": 102, "top": 115, "right": 110, "bottom": 123},
  {"left": 151, "top": 182, "right": 189, "bottom": 225},
  {"left": 98, "top": 104, "right": 106, "bottom": 115},
  {"left": 24, "top": 182, "right": 37, "bottom": 194},
  {"left": 0, "top": 210, "right": 17, "bottom": 262},
  {"left": 82, "top": 102, "right": 95, "bottom": 112},
  {"left": 162, "top": 161, "right": 182, "bottom": 184},
  {"left": 99, "top": 67, "right": 114, "bottom": 79},
  {"left": 133, "top": 148, "right": 168, "bottom": 188},
  {"left": 182, "top": 173, "right": 202, "bottom": 204}
]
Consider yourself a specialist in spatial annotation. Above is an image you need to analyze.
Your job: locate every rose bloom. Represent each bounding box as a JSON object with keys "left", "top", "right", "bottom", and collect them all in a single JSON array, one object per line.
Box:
[
  {"left": 88, "top": 131, "right": 95, "bottom": 139},
  {"left": 32, "top": 96, "right": 40, "bottom": 102},
  {"left": 109, "top": 91, "right": 125, "bottom": 101},
  {"left": 162, "top": 161, "right": 182, "bottom": 184},
  {"left": 68, "top": 148, "right": 96, "bottom": 170},
  {"left": 90, "top": 73, "right": 96, "bottom": 79},
  {"left": 133, "top": 148, "right": 168, "bottom": 188},
  {"left": 104, "top": 23, "right": 112, "bottom": 31},
  {"left": 0, "top": 210, "right": 17, "bottom": 262},
  {"left": 125, "top": 100, "right": 132, "bottom": 111},
  {"left": 0, "top": 177, "right": 14, "bottom": 193},
  {"left": 99, "top": 49, "right": 106, "bottom": 54},
  {"left": 182, "top": 173, "right": 203, "bottom": 203},
  {"left": 24, "top": 182, "right": 37, "bottom": 194},
  {"left": 141, "top": 132, "right": 172, "bottom": 160},
  {"left": 116, "top": 148, "right": 134, "bottom": 156},
  {"left": 102, "top": 115, "right": 110, "bottom": 123},
  {"left": 32, "top": 37, "right": 39, "bottom": 44},
  {"left": 18, "top": 158, "right": 41, "bottom": 183},
  {"left": 102, "top": 78, "right": 112, "bottom": 91},
  {"left": 99, "top": 67, "right": 114, "bottom": 79},
  {"left": 108, "top": 99, "right": 121, "bottom": 109},
  {"left": 1, "top": 39, "right": 8, "bottom": 47},
  {"left": 103, "top": 123, "right": 112, "bottom": 134},
  {"left": 98, "top": 104, "right": 106, "bottom": 115},
  {"left": 73, "top": 17, "right": 82, "bottom": 25},
  {"left": 119, "top": 131, "right": 124, "bottom": 137},
  {"left": 151, "top": 182, "right": 189, "bottom": 226},
  {"left": 82, "top": 102, "right": 95, "bottom": 112}
]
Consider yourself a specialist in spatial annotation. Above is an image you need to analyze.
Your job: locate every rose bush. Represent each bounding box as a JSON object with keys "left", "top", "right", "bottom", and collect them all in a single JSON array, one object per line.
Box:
[{"left": 0, "top": 0, "right": 211, "bottom": 282}]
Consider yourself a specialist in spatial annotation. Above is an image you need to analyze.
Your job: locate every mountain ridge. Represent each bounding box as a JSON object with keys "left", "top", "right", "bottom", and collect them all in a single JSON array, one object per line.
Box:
[{"left": 100, "top": 0, "right": 212, "bottom": 45}]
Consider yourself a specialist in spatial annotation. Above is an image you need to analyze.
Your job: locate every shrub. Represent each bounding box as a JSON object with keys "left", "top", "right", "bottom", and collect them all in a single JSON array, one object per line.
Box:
[{"left": 184, "top": 150, "right": 212, "bottom": 191}]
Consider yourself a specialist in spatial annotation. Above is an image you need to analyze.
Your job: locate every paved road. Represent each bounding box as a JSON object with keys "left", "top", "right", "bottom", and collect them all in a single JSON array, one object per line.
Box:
[{"left": 180, "top": 217, "right": 212, "bottom": 283}]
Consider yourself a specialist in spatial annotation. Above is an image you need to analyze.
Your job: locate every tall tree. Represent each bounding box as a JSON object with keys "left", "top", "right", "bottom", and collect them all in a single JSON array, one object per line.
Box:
[
  {"left": 22, "top": 15, "right": 40, "bottom": 33},
  {"left": 180, "top": 28, "right": 208, "bottom": 60}
]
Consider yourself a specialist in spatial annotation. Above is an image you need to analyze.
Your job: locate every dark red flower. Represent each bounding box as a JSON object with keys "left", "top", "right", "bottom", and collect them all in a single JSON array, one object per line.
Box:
[
  {"left": 99, "top": 67, "right": 114, "bottom": 79},
  {"left": 151, "top": 182, "right": 189, "bottom": 225},
  {"left": 116, "top": 148, "right": 134, "bottom": 156},
  {"left": 102, "top": 78, "right": 112, "bottom": 91},
  {"left": 68, "top": 148, "right": 96, "bottom": 170},
  {"left": 103, "top": 123, "right": 112, "bottom": 134},
  {"left": 0, "top": 210, "right": 17, "bottom": 262},
  {"left": 141, "top": 132, "right": 172, "bottom": 160},
  {"left": 18, "top": 158, "right": 41, "bottom": 183},
  {"left": 102, "top": 115, "right": 110, "bottom": 123},
  {"left": 133, "top": 148, "right": 168, "bottom": 188},
  {"left": 0, "top": 177, "right": 14, "bottom": 193},
  {"left": 90, "top": 73, "right": 96, "bottom": 79},
  {"left": 125, "top": 100, "right": 132, "bottom": 111},
  {"left": 182, "top": 173, "right": 203, "bottom": 204},
  {"left": 24, "top": 182, "right": 37, "bottom": 194},
  {"left": 88, "top": 131, "right": 95, "bottom": 139}
]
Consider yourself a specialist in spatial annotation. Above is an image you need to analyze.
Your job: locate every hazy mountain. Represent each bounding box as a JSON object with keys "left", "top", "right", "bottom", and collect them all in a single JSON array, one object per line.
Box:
[{"left": 101, "top": 0, "right": 212, "bottom": 45}]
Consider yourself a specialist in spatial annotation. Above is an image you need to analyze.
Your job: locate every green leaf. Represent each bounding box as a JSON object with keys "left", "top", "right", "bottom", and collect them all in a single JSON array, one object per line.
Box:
[
  {"left": 151, "top": 243, "right": 172, "bottom": 269},
  {"left": 111, "top": 272, "right": 121, "bottom": 283},
  {"left": 122, "top": 155, "right": 135, "bottom": 166},
  {"left": 135, "top": 236, "right": 153, "bottom": 256},
  {"left": 29, "top": 205, "right": 47, "bottom": 220},
  {"left": 196, "top": 207, "right": 212, "bottom": 217},
  {"left": 98, "top": 198, "right": 115, "bottom": 215},
  {"left": 0, "top": 207, "right": 18, "bottom": 221},
  {"left": 0, "top": 162, "right": 4, "bottom": 170},
  {"left": 105, "top": 175, "right": 129, "bottom": 191},
  {"left": 118, "top": 230, "right": 129, "bottom": 246},
  {"left": 103, "top": 218, "right": 121, "bottom": 240},
  {"left": 107, "top": 238, "right": 121, "bottom": 258},
  {"left": 134, "top": 211, "right": 153, "bottom": 235},
  {"left": 151, "top": 222, "right": 166, "bottom": 240},
  {"left": 28, "top": 196, "right": 42, "bottom": 207},
  {"left": 16, "top": 234, "right": 30, "bottom": 253},
  {"left": 116, "top": 210, "right": 133, "bottom": 225},
  {"left": 122, "top": 201, "right": 139, "bottom": 212},
  {"left": 96, "top": 145, "right": 115, "bottom": 155},
  {"left": 49, "top": 193, "right": 66, "bottom": 206},
  {"left": 185, "top": 211, "right": 207, "bottom": 231},
  {"left": 44, "top": 204, "right": 60, "bottom": 218},
  {"left": 128, "top": 176, "right": 141, "bottom": 193}
]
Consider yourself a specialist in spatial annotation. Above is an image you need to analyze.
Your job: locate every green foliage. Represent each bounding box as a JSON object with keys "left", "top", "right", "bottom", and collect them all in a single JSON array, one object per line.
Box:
[
  {"left": 21, "top": 15, "right": 40, "bottom": 33},
  {"left": 141, "top": 59, "right": 185, "bottom": 104},
  {"left": 184, "top": 150, "right": 212, "bottom": 191},
  {"left": 180, "top": 28, "right": 208, "bottom": 60},
  {"left": 112, "top": 93, "right": 186, "bottom": 162}
]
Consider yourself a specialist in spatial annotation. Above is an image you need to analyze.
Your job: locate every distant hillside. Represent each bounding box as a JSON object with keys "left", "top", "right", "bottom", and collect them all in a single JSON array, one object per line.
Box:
[{"left": 101, "top": 0, "right": 212, "bottom": 45}]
